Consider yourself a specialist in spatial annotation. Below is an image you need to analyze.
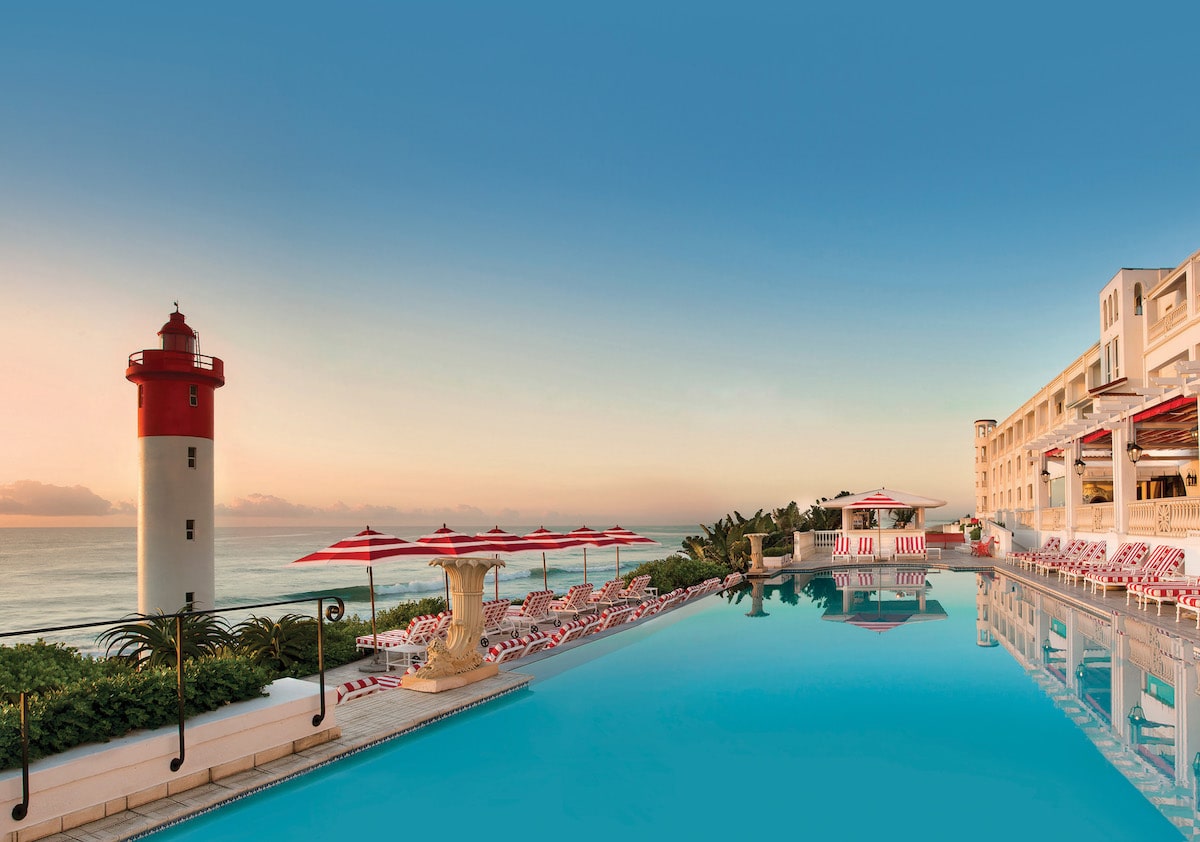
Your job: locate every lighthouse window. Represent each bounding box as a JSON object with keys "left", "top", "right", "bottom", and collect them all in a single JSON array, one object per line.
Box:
[
  {"left": 188, "top": 385, "right": 198, "bottom": 407},
  {"left": 187, "top": 447, "right": 196, "bottom": 468},
  {"left": 138, "top": 385, "right": 144, "bottom": 408},
  {"left": 185, "top": 519, "right": 195, "bottom": 540}
]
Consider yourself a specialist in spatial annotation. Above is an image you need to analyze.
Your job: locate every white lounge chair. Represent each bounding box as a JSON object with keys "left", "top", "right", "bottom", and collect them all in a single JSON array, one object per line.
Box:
[{"left": 549, "top": 583, "right": 595, "bottom": 621}]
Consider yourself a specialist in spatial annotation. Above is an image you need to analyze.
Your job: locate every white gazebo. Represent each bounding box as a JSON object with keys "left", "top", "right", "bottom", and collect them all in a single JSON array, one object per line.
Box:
[{"left": 821, "top": 488, "right": 947, "bottom": 558}]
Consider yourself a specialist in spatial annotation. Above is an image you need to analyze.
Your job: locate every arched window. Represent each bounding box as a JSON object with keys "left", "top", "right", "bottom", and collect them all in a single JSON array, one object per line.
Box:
[{"left": 1134, "top": 284, "right": 1144, "bottom": 316}]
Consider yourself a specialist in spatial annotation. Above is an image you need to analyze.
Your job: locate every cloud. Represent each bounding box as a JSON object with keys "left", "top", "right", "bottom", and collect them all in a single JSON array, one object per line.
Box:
[
  {"left": 216, "top": 493, "right": 318, "bottom": 518},
  {"left": 0, "top": 480, "right": 129, "bottom": 516},
  {"left": 216, "top": 494, "right": 492, "bottom": 525}
]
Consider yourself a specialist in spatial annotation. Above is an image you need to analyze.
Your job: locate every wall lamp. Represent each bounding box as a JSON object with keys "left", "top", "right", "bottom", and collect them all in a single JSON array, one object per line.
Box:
[
  {"left": 1040, "top": 469, "right": 1051, "bottom": 484},
  {"left": 1188, "top": 472, "right": 1197, "bottom": 487},
  {"left": 1126, "top": 442, "right": 1144, "bottom": 464},
  {"left": 1073, "top": 458, "right": 1086, "bottom": 477}
]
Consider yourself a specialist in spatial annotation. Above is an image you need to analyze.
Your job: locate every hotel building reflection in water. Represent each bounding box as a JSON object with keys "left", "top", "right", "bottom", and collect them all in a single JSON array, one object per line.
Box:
[{"left": 977, "top": 571, "right": 1200, "bottom": 835}]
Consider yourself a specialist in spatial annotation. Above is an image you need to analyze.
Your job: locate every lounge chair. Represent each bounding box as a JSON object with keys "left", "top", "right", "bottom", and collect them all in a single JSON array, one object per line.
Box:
[
  {"left": 1129, "top": 575, "right": 1200, "bottom": 614},
  {"left": 431, "top": 611, "right": 454, "bottom": 639},
  {"left": 853, "top": 536, "right": 876, "bottom": 562},
  {"left": 587, "top": 578, "right": 626, "bottom": 609},
  {"left": 549, "top": 583, "right": 595, "bottom": 621},
  {"left": 617, "top": 574, "right": 653, "bottom": 603},
  {"left": 1032, "top": 540, "right": 1102, "bottom": 576},
  {"left": 548, "top": 615, "right": 601, "bottom": 648},
  {"left": 504, "top": 589, "right": 557, "bottom": 635},
  {"left": 1086, "top": 545, "right": 1185, "bottom": 595},
  {"left": 892, "top": 534, "right": 927, "bottom": 561},
  {"left": 355, "top": 613, "right": 441, "bottom": 669},
  {"left": 970, "top": 537, "right": 995, "bottom": 558},
  {"left": 521, "top": 630, "right": 557, "bottom": 656},
  {"left": 1023, "top": 538, "right": 1086, "bottom": 571},
  {"left": 832, "top": 535, "right": 854, "bottom": 563},
  {"left": 1006, "top": 536, "right": 1061, "bottom": 566},
  {"left": 1175, "top": 590, "right": 1200, "bottom": 627},
  {"left": 484, "top": 637, "right": 529, "bottom": 664},
  {"left": 336, "top": 676, "right": 381, "bottom": 704},
  {"left": 721, "top": 572, "right": 744, "bottom": 590},
  {"left": 593, "top": 604, "right": 638, "bottom": 632},
  {"left": 1059, "top": 542, "right": 1146, "bottom": 585},
  {"left": 479, "top": 598, "right": 513, "bottom": 646}
]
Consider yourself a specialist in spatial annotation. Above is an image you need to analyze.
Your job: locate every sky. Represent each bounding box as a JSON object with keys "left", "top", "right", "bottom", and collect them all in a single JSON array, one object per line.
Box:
[{"left": 2, "top": 2, "right": 1199, "bottom": 529}]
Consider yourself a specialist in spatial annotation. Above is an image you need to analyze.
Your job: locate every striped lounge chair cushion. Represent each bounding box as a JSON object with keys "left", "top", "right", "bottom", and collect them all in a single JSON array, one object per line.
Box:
[
  {"left": 336, "top": 677, "right": 380, "bottom": 704},
  {"left": 894, "top": 536, "right": 926, "bottom": 556}
]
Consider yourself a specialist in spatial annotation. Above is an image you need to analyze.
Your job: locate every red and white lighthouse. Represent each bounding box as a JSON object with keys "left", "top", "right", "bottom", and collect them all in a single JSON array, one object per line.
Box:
[{"left": 125, "top": 308, "right": 225, "bottom": 614}]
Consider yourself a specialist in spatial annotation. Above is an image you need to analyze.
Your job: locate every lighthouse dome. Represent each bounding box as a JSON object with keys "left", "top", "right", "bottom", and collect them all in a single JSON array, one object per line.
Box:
[{"left": 158, "top": 309, "right": 196, "bottom": 353}]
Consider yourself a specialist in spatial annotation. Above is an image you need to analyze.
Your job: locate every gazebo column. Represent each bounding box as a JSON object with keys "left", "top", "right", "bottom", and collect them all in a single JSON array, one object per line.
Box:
[{"left": 403, "top": 556, "right": 502, "bottom": 693}]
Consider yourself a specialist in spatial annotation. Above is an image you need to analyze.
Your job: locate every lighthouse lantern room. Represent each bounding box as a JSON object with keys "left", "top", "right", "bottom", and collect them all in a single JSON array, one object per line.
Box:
[{"left": 126, "top": 308, "right": 225, "bottom": 614}]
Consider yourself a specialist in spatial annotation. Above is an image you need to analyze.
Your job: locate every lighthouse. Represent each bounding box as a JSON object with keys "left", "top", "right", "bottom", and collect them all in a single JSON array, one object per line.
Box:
[{"left": 126, "top": 308, "right": 225, "bottom": 614}]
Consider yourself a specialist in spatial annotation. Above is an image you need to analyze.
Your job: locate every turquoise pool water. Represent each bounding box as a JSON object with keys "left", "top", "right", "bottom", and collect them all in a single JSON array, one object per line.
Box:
[{"left": 146, "top": 572, "right": 1184, "bottom": 841}]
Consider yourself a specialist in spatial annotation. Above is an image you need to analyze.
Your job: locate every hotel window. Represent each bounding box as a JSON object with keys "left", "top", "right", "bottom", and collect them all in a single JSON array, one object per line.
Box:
[
  {"left": 1112, "top": 337, "right": 1119, "bottom": 379},
  {"left": 1103, "top": 343, "right": 1112, "bottom": 382},
  {"left": 1135, "top": 284, "right": 1144, "bottom": 315},
  {"left": 187, "top": 446, "right": 197, "bottom": 468},
  {"left": 189, "top": 385, "right": 198, "bottom": 407},
  {"left": 186, "top": 519, "right": 195, "bottom": 540}
]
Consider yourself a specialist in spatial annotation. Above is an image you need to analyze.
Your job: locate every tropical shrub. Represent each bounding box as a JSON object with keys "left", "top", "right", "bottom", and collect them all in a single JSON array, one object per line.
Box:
[
  {"left": 234, "top": 614, "right": 312, "bottom": 672},
  {"left": 623, "top": 555, "right": 728, "bottom": 595},
  {"left": 97, "top": 611, "right": 233, "bottom": 667},
  {"left": 0, "top": 640, "right": 121, "bottom": 705},
  {"left": 0, "top": 655, "right": 271, "bottom": 770}
]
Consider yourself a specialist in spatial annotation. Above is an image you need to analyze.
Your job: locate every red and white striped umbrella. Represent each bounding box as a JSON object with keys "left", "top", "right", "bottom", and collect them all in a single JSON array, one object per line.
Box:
[
  {"left": 603, "top": 525, "right": 659, "bottom": 578},
  {"left": 523, "top": 527, "right": 584, "bottom": 590},
  {"left": 567, "top": 526, "right": 619, "bottom": 584},
  {"left": 290, "top": 527, "right": 435, "bottom": 667},
  {"left": 416, "top": 525, "right": 503, "bottom": 605},
  {"left": 475, "top": 526, "right": 541, "bottom": 599}
]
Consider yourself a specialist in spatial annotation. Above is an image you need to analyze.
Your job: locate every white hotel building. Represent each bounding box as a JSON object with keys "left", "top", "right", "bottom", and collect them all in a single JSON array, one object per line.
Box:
[{"left": 975, "top": 246, "right": 1200, "bottom": 569}]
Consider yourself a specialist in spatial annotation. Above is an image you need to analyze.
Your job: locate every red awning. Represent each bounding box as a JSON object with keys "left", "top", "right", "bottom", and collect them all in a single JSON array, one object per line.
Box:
[{"left": 1133, "top": 395, "right": 1197, "bottom": 423}]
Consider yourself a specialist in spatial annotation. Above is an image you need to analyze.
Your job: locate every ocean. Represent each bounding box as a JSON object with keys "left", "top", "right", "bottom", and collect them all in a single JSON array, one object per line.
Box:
[{"left": 0, "top": 525, "right": 694, "bottom": 653}]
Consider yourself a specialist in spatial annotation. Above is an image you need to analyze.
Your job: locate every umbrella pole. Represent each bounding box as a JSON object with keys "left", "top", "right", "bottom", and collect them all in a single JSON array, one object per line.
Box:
[
  {"left": 444, "top": 570, "right": 450, "bottom": 611},
  {"left": 583, "top": 547, "right": 588, "bottom": 584},
  {"left": 542, "top": 552, "right": 548, "bottom": 590},
  {"left": 616, "top": 546, "right": 620, "bottom": 579},
  {"left": 494, "top": 555, "right": 500, "bottom": 601},
  {"left": 369, "top": 566, "right": 380, "bottom": 666}
]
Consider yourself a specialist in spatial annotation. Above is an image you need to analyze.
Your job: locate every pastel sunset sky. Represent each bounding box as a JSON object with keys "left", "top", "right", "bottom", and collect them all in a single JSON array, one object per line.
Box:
[{"left": 3, "top": 3, "right": 1199, "bottom": 528}]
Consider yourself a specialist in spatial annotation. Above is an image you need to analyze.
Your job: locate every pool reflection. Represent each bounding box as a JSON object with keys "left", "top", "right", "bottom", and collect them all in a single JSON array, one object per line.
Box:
[{"left": 977, "top": 570, "right": 1200, "bottom": 834}]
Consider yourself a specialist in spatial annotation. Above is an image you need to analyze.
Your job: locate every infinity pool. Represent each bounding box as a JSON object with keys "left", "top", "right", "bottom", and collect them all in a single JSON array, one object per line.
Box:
[{"left": 145, "top": 571, "right": 1184, "bottom": 841}]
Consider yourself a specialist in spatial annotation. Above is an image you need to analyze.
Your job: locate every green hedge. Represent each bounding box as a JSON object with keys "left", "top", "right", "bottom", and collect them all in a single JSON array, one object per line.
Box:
[
  {"left": 0, "top": 655, "right": 271, "bottom": 770},
  {"left": 623, "top": 554, "right": 729, "bottom": 595}
]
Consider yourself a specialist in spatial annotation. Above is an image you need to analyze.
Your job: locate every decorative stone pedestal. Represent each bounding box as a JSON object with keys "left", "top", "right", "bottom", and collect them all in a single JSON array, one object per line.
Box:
[
  {"left": 746, "top": 532, "right": 770, "bottom": 576},
  {"left": 401, "top": 556, "right": 502, "bottom": 693},
  {"left": 401, "top": 662, "right": 499, "bottom": 693}
]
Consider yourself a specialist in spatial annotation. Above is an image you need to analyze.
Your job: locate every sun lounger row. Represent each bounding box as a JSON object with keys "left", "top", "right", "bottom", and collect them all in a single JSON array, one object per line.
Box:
[
  {"left": 483, "top": 578, "right": 727, "bottom": 666},
  {"left": 831, "top": 534, "right": 940, "bottom": 562}
]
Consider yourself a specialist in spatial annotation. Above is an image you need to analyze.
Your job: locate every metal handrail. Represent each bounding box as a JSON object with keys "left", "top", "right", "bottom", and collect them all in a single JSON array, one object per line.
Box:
[{"left": 3, "top": 595, "right": 344, "bottom": 822}]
